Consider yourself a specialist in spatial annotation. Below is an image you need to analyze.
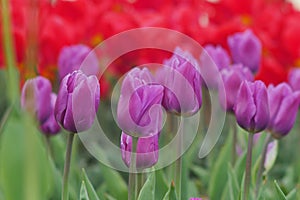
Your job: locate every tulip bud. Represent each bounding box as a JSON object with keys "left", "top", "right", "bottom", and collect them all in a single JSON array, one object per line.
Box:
[
  {"left": 219, "top": 64, "right": 254, "bottom": 112},
  {"left": 120, "top": 132, "right": 159, "bottom": 170},
  {"left": 55, "top": 70, "right": 100, "bottom": 133},
  {"left": 267, "top": 83, "right": 300, "bottom": 139},
  {"left": 21, "top": 76, "right": 52, "bottom": 124},
  {"left": 156, "top": 47, "right": 202, "bottom": 115},
  {"left": 117, "top": 67, "right": 164, "bottom": 137},
  {"left": 58, "top": 44, "right": 99, "bottom": 81},
  {"left": 234, "top": 80, "right": 269, "bottom": 133},
  {"left": 202, "top": 45, "right": 230, "bottom": 71},
  {"left": 288, "top": 68, "right": 300, "bottom": 91},
  {"left": 228, "top": 29, "right": 262, "bottom": 73},
  {"left": 40, "top": 93, "right": 61, "bottom": 135},
  {"left": 189, "top": 198, "right": 202, "bottom": 200}
]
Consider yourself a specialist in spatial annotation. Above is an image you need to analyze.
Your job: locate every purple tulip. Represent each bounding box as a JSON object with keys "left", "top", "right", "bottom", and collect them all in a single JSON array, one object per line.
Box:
[
  {"left": 189, "top": 198, "right": 202, "bottom": 200},
  {"left": 228, "top": 29, "right": 262, "bottom": 73},
  {"left": 219, "top": 64, "right": 254, "bottom": 112},
  {"left": 288, "top": 68, "right": 300, "bottom": 91},
  {"left": 120, "top": 132, "right": 159, "bottom": 170},
  {"left": 55, "top": 70, "right": 100, "bottom": 133},
  {"left": 234, "top": 80, "right": 269, "bottom": 133},
  {"left": 156, "top": 47, "right": 202, "bottom": 115},
  {"left": 40, "top": 93, "right": 61, "bottom": 135},
  {"left": 58, "top": 44, "right": 99, "bottom": 81},
  {"left": 267, "top": 83, "right": 300, "bottom": 139},
  {"left": 117, "top": 67, "right": 164, "bottom": 137},
  {"left": 21, "top": 76, "right": 52, "bottom": 124},
  {"left": 202, "top": 44, "right": 231, "bottom": 70}
]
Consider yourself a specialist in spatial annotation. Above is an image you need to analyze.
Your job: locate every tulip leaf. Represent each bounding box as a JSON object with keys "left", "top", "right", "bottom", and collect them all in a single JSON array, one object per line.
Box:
[
  {"left": 0, "top": 114, "right": 53, "bottom": 200},
  {"left": 162, "top": 182, "right": 178, "bottom": 200},
  {"left": 137, "top": 173, "right": 155, "bottom": 200},
  {"left": 228, "top": 164, "right": 240, "bottom": 200},
  {"left": 155, "top": 170, "right": 169, "bottom": 200},
  {"left": 286, "top": 188, "right": 297, "bottom": 200},
  {"left": 208, "top": 132, "right": 232, "bottom": 200},
  {"left": 99, "top": 164, "right": 127, "bottom": 199},
  {"left": 274, "top": 180, "right": 287, "bottom": 200},
  {"left": 80, "top": 181, "right": 90, "bottom": 200},
  {"left": 82, "top": 168, "right": 100, "bottom": 200}
]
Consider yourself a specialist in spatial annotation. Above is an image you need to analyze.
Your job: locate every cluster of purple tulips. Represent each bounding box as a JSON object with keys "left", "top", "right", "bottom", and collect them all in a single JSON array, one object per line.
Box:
[{"left": 20, "top": 29, "right": 300, "bottom": 200}]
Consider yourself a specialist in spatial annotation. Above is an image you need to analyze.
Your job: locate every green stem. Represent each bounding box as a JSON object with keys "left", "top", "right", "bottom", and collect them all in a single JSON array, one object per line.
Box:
[
  {"left": 175, "top": 121, "right": 183, "bottom": 199},
  {"left": 62, "top": 133, "right": 75, "bottom": 200},
  {"left": 255, "top": 133, "right": 272, "bottom": 197},
  {"left": 0, "top": 105, "right": 12, "bottom": 136},
  {"left": 137, "top": 172, "right": 145, "bottom": 196},
  {"left": 231, "top": 114, "right": 237, "bottom": 165},
  {"left": 128, "top": 137, "right": 138, "bottom": 200},
  {"left": 1, "top": 0, "right": 18, "bottom": 103},
  {"left": 244, "top": 133, "right": 254, "bottom": 200}
]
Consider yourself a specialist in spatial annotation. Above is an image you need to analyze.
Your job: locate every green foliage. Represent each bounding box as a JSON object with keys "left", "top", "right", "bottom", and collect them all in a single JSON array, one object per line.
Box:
[{"left": 137, "top": 173, "right": 155, "bottom": 200}]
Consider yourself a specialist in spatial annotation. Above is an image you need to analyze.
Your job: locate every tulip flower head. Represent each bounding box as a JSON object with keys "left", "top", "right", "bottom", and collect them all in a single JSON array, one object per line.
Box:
[
  {"left": 120, "top": 132, "right": 159, "bottom": 170},
  {"left": 219, "top": 64, "right": 254, "bottom": 112},
  {"left": 55, "top": 70, "right": 100, "bottom": 133},
  {"left": 156, "top": 47, "right": 202, "bottom": 116},
  {"left": 234, "top": 80, "right": 269, "bottom": 133},
  {"left": 202, "top": 44, "right": 231, "bottom": 71},
  {"left": 58, "top": 44, "right": 99, "bottom": 81},
  {"left": 40, "top": 93, "right": 61, "bottom": 135},
  {"left": 228, "top": 29, "right": 262, "bottom": 73},
  {"left": 21, "top": 76, "right": 52, "bottom": 124},
  {"left": 117, "top": 67, "right": 164, "bottom": 137},
  {"left": 288, "top": 68, "right": 300, "bottom": 91},
  {"left": 267, "top": 83, "right": 300, "bottom": 139}
]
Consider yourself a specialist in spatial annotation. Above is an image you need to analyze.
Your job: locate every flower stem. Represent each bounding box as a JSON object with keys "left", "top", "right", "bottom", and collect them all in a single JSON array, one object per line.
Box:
[
  {"left": 244, "top": 133, "right": 254, "bottom": 200},
  {"left": 137, "top": 172, "right": 145, "bottom": 196},
  {"left": 255, "top": 133, "right": 272, "bottom": 197},
  {"left": 62, "top": 133, "right": 75, "bottom": 200},
  {"left": 1, "top": 0, "right": 18, "bottom": 103},
  {"left": 175, "top": 120, "right": 183, "bottom": 199},
  {"left": 231, "top": 114, "right": 237, "bottom": 165},
  {"left": 128, "top": 137, "right": 138, "bottom": 200}
]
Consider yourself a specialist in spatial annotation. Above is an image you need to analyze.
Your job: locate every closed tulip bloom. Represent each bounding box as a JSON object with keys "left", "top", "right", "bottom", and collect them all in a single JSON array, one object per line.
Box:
[
  {"left": 203, "top": 44, "right": 230, "bottom": 71},
  {"left": 156, "top": 47, "right": 202, "bottom": 115},
  {"left": 219, "top": 64, "right": 254, "bottom": 112},
  {"left": 58, "top": 44, "right": 99, "bottom": 81},
  {"left": 189, "top": 198, "right": 202, "bottom": 200},
  {"left": 228, "top": 29, "right": 262, "bottom": 73},
  {"left": 234, "top": 80, "right": 269, "bottom": 133},
  {"left": 41, "top": 93, "right": 61, "bottom": 135},
  {"left": 288, "top": 68, "right": 300, "bottom": 91},
  {"left": 267, "top": 83, "right": 300, "bottom": 139},
  {"left": 21, "top": 76, "right": 52, "bottom": 124},
  {"left": 55, "top": 70, "right": 100, "bottom": 133},
  {"left": 120, "top": 132, "right": 159, "bottom": 170},
  {"left": 117, "top": 67, "right": 164, "bottom": 137}
]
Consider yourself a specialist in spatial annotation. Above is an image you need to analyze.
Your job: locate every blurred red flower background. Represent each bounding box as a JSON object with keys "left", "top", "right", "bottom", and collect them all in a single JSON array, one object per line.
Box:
[{"left": 1, "top": 0, "right": 300, "bottom": 96}]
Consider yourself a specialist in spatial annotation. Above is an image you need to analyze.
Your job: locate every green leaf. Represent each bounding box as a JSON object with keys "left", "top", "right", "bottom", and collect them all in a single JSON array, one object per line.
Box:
[
  {"left": 208, "top": 133, "right": 232, "bottom": 200},
  {"left": 274, "top": 180, "right": 287, "bottom": 200},
  {"left": 0, "top": 115, "right": 53, "bottom": 200},
  {"left": 137, "top": 173, "right": 155, "bottom": 200},
  {"left": 162, "top": 182, "right": 178, "bottom": 200},
  {"left": 82, "top": 168, "right": 100, "bottom": 200},
  {"left": 104, "top": 193, "right": 118, "bottom": 200},
  {"left": 99, "top": 164, "right": 127, "bottom": 199},
  {"left": 155, "top": 170, "right": 168, "bottom": 200},
  {"left": 228, "top": 164, "right": 240, "bottom": 200},
  {"left": 286, "top": 188, "right": 297, "bottom": 200},
  {"left": 80, "top": 181, "right": 90, "bottom": 200}
]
